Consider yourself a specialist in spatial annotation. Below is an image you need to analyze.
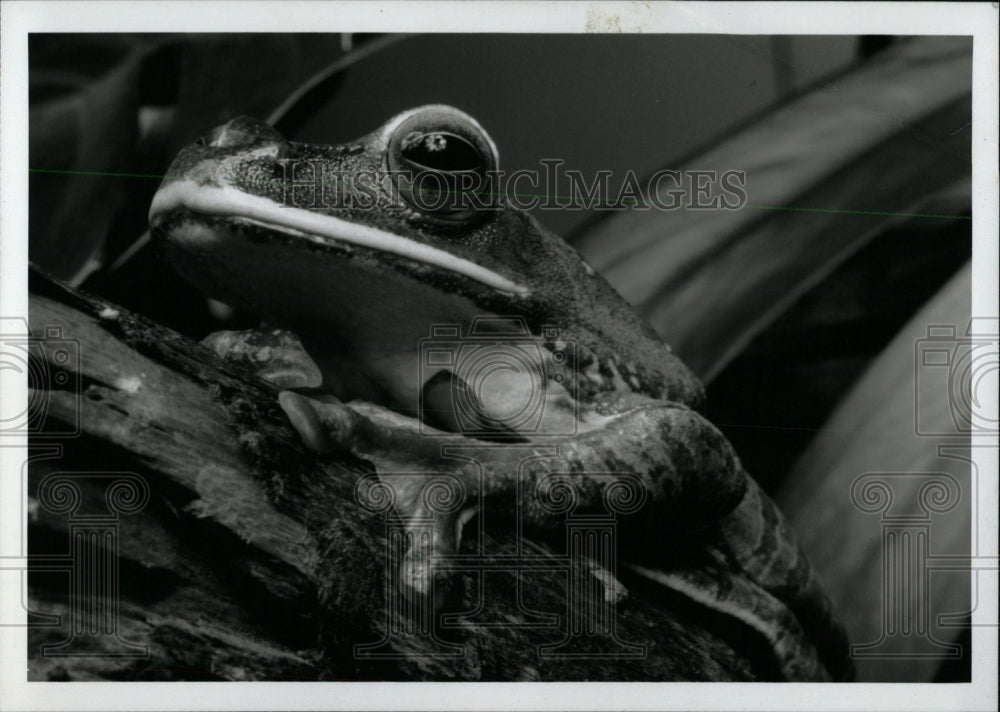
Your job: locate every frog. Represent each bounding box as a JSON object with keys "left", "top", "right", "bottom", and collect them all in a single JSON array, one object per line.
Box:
[{"left": 148, "top": 106, "right": 852, "bottom": 681}]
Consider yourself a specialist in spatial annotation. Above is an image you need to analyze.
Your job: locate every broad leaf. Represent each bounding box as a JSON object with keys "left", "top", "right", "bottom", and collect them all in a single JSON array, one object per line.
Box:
[
  {"left": 778, "top": 263, "right": 975, "bottom": 682},
  {"left": 572, "top": 37, "right": 972, "bottom": 381}
]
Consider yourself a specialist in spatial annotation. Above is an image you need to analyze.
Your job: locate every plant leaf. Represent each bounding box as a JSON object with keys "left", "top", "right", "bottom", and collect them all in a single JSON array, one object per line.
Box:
[
  {"left": 572, "top": 36, "right": 972, "bottom": 381},
  {"left": 29, "top": 41, "right": 147, "bottom": 283},
  {"left": 778, "top": 262, "right": 974, "bottom": 681}
]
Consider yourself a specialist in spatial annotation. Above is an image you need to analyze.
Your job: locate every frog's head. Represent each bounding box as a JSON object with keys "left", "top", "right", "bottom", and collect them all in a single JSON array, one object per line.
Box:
[{"left": 149, "top": 106, "right": 702, "bottom": 408}]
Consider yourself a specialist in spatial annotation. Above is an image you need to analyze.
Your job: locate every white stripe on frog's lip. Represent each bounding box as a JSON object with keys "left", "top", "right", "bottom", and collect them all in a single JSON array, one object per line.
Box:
[{"left": 149, "top": 180, "right": 529, "bottom": 297}]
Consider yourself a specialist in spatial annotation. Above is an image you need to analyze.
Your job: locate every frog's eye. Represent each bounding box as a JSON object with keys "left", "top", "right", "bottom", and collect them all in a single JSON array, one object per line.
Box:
[
  {"left": 398, "top": 131, "right": 483, "bottom": 172},
  {"left": 387, "top": 107, "right": 499, "bottom": 222}
]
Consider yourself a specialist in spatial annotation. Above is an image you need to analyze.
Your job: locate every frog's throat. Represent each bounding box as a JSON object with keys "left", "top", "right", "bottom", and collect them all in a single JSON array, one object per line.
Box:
[{"left": 149, "top": 181, "right": 530, "bottom": 298}]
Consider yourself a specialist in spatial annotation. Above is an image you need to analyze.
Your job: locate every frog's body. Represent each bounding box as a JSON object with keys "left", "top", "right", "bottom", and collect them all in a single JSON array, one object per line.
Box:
[{"left": 150, "top": 107, "right": 852, "bottom": 681}]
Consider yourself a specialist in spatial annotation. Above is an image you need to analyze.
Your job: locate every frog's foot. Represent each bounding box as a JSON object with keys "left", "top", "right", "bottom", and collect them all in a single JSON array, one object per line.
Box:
[
  {"left": 277, "top": 391, "right": 479, "bottom": 601},
  {"left": 202, "top": 329, "right": 322, "bottom": 389}
]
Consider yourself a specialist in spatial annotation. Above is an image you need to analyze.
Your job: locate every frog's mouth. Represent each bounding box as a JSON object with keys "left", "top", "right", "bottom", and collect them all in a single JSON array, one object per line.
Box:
[{"left": 149, "top": 180, "right": 529, "bottom": 298}]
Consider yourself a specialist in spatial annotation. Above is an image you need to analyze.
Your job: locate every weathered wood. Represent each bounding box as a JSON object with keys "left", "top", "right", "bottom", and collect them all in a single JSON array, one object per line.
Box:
[{"left": 27, "top": 268, "right": 762, "bottom": 681}]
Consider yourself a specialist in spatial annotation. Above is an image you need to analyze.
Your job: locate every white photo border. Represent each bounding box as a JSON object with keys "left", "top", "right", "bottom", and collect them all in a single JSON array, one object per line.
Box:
[{"left": 1, "top": 2, "right": 997, "bottom": 710}]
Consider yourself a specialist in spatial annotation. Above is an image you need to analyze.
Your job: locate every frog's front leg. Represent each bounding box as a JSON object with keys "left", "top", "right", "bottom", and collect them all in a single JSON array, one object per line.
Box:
[
  {"left": 276, "top": 391, "right": 750, "bottom": 601},
  {"left": 277, "top": 390, "right": 486, "bottom": 598}
]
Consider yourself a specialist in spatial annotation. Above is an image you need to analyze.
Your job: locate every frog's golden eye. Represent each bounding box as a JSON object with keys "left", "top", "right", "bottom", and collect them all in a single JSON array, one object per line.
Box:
[{"left": 387, "top": 107, "right": 499, "bottom": 222}]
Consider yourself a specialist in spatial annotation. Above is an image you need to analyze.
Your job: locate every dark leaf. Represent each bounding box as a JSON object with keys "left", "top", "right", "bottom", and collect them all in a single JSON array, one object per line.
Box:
[
  {"left": 29, "top": 41, "right": 148, "bottom": 283},
  {"left": 573, "top": 36, "right": 972, "bottom": 381}
]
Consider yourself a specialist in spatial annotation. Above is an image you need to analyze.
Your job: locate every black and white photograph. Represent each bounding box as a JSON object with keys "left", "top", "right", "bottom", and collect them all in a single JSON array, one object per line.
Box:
[{"left": 0, "top": 2, "right": 997, "bottom": 710}]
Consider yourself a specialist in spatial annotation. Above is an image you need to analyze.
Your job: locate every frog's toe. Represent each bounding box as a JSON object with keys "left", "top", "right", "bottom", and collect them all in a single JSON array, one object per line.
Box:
[
  {"left": 276, "top": 392, "right": 479, "bottom": 605},
  {"left": 397, "top": 517, "right": 452, "bottom": 600},
  {"left": 586, "top": 559, "right": 628, "bottom": 604},
  {"left": 377, "top": 473, "right": 479, "bottom": 602},
  {"left": 397, "top": 504, "right": 478, "bottom": 603},
  {"left": 203, "top": 329, "right": 322, "bottom": 389},
  {"left": 278, "top": 390, "right": 348, "bottom": 453}
]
